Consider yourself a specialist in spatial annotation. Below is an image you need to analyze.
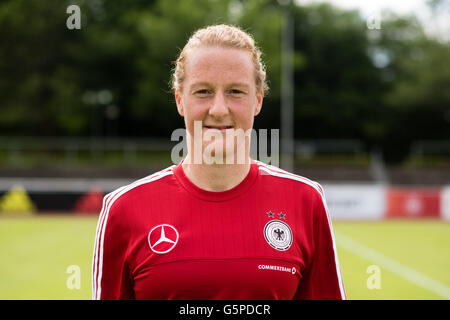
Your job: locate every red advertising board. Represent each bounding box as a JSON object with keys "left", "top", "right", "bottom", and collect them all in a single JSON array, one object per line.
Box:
[
  {"left": 74, "top": 188, "right": 104, "bottom": 215},
  {"left": 387, "top": 188, "right": 441, "bottom": 218}
]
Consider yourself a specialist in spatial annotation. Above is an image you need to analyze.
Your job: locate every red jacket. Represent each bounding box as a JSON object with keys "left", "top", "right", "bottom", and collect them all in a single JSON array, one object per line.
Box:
[{"left": 92, "top": 160, "right": 346, "bottom": 300}]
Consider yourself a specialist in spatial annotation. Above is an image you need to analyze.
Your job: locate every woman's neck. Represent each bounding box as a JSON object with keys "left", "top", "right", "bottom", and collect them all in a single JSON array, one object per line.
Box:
[{"left": 181, "top": 157, "right": 251, "bottom": 192}]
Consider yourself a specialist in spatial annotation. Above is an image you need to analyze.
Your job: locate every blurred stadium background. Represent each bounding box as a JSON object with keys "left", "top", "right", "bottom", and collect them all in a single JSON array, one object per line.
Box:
[{"left": 0, "top": 0, "right": 449, "bottom": 300}]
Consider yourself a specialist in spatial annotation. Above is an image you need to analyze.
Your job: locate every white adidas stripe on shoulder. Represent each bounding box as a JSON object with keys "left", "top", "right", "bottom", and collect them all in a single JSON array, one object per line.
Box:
[
  {"left": 255, "top": 160, "right": 323, "bottom": 195},
  {"left": 255, "top": 161, "right": 346, "bottom": 299},
  {"left": 92, "top": 166, "right": 175, "bottom": 300}
]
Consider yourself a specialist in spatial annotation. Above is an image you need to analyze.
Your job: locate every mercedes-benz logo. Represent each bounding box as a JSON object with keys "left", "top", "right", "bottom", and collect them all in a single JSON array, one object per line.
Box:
[{"left": 148, "top": 224, "right": 179, "bottom": 254}]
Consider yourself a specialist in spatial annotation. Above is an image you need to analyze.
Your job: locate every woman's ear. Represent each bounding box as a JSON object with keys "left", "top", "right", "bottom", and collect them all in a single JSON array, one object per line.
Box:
[
  {"left": 175, "top": 90, "right": 184, "bottom": 117},
  {"left": 254, "top": 88, "right": 264, "bottom": 116}
]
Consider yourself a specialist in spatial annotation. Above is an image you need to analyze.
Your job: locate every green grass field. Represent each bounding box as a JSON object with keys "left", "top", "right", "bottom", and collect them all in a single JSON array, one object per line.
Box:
[{"left": 0, "top": 216, "right": 449, "bottom": 300}]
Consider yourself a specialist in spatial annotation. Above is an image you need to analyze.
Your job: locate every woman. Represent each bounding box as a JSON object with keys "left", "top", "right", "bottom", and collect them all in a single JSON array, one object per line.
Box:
[{"left": 92, "top": 24, "right": 346, "bottom": 300}]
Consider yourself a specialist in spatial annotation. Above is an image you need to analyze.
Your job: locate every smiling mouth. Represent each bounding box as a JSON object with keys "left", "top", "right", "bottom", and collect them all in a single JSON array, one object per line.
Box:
[{"left": 203, "top": 126, "right": 234, "bottom": 130}]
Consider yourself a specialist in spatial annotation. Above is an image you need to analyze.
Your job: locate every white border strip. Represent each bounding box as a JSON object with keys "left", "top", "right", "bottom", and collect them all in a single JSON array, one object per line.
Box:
[
  {"left": 441, "top": 186, "right": 450, "bottom": 221},
  {"left": 257, "top": 163, "right": 347, "bottom": 300}
]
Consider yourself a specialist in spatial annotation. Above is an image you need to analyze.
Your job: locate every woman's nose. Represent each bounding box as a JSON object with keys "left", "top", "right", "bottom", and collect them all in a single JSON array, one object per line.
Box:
[{"left": 208, "top": 91, "right": 229, "bottom": 118}]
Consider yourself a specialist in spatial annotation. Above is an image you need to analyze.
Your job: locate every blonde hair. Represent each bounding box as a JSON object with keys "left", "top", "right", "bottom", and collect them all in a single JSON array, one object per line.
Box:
[{"left": 171, "top": 24, "right": 269, "bottom": 95}]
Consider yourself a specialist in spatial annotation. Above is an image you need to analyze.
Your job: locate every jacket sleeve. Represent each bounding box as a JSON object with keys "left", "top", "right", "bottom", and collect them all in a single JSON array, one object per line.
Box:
[
  {"left": 92, "top": 193, "right": 134, "bottom": 300},
  {"left": 294, "top": 186, "right": 346, "bottom": 300}
]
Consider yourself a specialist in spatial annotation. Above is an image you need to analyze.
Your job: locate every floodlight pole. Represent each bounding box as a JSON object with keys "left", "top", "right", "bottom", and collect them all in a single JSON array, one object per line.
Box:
[{"left": 280, "top": 5, "right": 295, "bottom": 172}]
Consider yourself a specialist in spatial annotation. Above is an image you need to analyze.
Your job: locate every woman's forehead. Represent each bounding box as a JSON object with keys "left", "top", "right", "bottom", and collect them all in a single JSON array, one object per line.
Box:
[{"left": 185, "top": 46, "right": 254, "bottom": 85}]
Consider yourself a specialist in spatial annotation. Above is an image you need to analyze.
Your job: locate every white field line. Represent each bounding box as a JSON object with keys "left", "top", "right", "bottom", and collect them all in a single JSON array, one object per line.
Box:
[{"left": 335, "top": 232, "right": 450, "bottom": 299}]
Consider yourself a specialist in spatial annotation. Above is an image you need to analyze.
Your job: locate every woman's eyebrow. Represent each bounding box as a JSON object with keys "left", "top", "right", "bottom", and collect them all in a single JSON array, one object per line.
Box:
[
  {"left": 227, "top": 82, "right": 250, "bottom": 89},
  {"left": 189, "top": 82, "right": 250, "bottom": 91},
  {"left": 189, "top": 82, "right": 213, "bottom": 90}
]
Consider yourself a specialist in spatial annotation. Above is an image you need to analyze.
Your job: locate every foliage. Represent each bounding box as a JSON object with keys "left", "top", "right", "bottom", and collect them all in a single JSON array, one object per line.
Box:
[{"left": 0, "top": 0, "right": 448, "bottom": 163}]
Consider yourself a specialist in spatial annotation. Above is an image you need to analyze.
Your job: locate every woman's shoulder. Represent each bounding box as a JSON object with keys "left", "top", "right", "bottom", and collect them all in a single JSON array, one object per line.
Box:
[
  {"left": 254, "top": 160, "right": 324, "bottom": 198},
  {"left": 104, "top": 165, "right": 177, "bottom": 210}
]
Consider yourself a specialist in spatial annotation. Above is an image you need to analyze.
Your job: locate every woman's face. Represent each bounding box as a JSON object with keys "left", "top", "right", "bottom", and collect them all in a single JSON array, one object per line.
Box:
[{"left": 175, "top": 46, "right": 263, "bottom": 164}]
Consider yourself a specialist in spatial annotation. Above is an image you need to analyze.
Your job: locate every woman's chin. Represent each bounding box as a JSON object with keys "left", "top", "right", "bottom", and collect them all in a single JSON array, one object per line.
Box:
[{"left": 202, "top": 143, "right": 249, "bottom": 165}]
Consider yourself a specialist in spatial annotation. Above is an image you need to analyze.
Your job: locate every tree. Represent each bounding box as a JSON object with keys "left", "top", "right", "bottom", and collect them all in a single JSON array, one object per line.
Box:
[
  {"left": 292, "top": 4, "right": 388, "bottom": 148},
  {"left": 1, "top": 0, "right": 448, "bottom": 165}
]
